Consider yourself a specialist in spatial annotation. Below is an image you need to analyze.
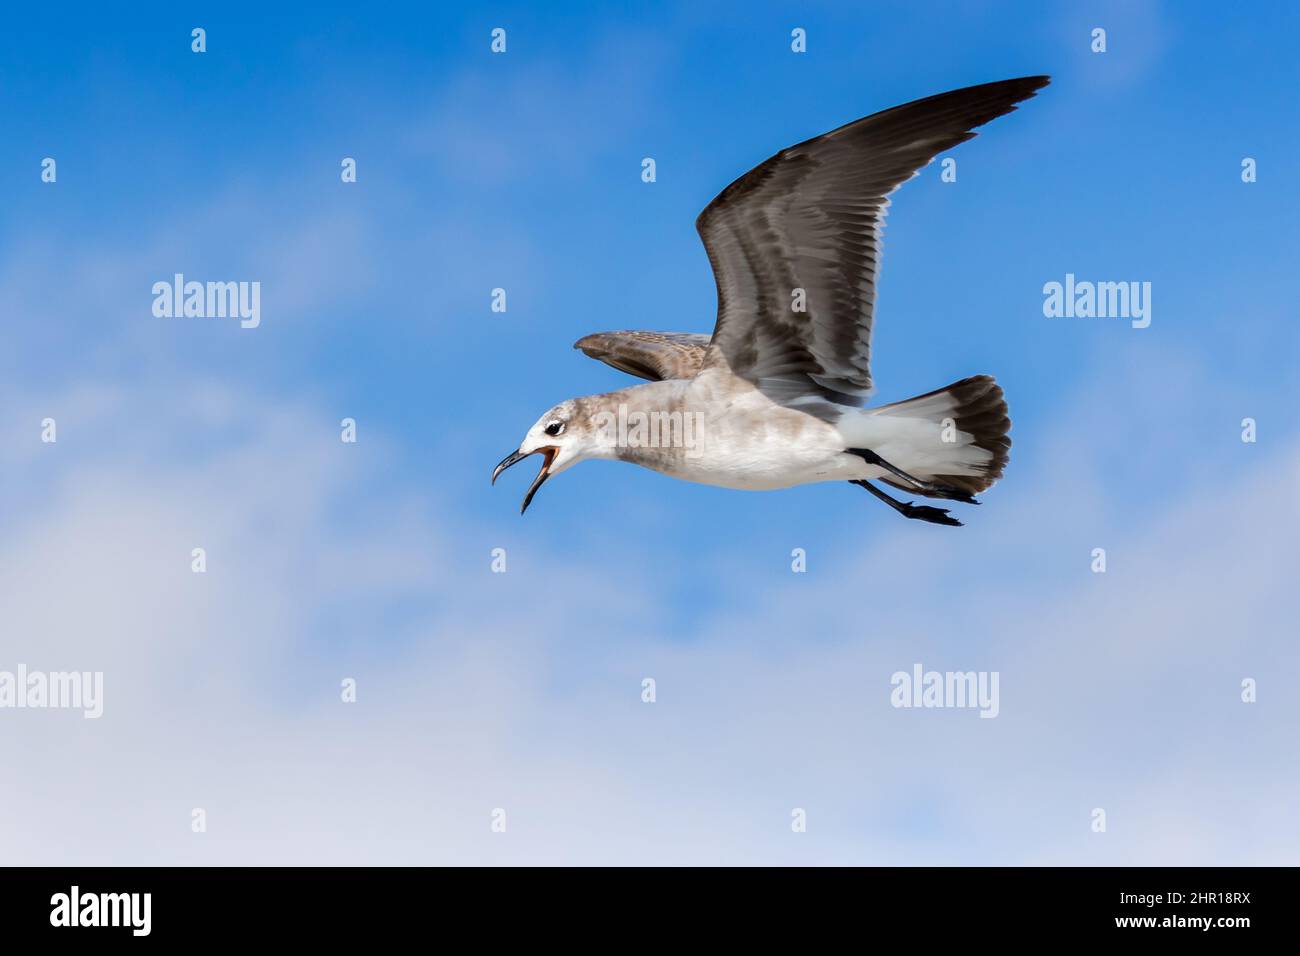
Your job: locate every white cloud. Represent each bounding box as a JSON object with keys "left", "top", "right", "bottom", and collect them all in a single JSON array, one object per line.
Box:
[{"left": 1, "top": 374, "right": 1294, "bottom": 864}]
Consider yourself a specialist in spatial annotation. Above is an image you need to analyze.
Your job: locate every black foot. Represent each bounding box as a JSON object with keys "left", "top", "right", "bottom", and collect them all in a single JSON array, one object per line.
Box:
[
  {"left": 920, "top": 484, "right": 980, "bottom": 505},
  {"left": 850, "top": 479, "right": 963, "bottom": 527},
  {"left": 897, "top": 501, "right": 963, "bottom": 527},
  {"left": 847, "top": 448, "right": 979, "bottom": 504}
]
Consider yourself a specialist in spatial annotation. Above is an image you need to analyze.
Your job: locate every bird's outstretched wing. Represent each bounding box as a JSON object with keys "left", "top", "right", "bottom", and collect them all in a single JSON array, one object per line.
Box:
[
  {"left": 696, "top": 76, "right": 1050, "bottom": 407},
  {"left": 574, "top": 331, "right": 711, "bottom": 382}
]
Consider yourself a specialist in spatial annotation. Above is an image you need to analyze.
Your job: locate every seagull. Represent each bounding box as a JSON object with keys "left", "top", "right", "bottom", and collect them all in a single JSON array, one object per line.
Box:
[{"left": 494, "top": 76, "right": 1049, "bottom": 525}]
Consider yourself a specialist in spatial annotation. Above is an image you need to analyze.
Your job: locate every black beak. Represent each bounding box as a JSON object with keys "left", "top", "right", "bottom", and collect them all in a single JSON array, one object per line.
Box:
[
  {"left": 492, "top": 447, "right": 557, "bottom": 515},
  {"left": 492, "top": 449, "right": 529, "bottom": 485}
]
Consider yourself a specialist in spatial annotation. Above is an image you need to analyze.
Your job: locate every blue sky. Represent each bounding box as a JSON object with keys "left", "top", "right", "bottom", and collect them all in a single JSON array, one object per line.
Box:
[{"left": 1, "top": 1, "right": 1297, "bottom": 864}]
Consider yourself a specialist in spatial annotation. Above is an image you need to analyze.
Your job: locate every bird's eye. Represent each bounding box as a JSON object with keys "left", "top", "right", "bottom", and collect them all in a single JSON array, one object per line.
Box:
[{"left": 545, "top": 421, "right": 565, "bottom": 437}]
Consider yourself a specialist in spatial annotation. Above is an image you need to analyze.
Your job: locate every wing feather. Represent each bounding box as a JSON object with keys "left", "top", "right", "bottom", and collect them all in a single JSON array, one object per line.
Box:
[
  {"left": 696, "top": 76, "right": 1050, "bottom": 406},
  {"left": 574, "top": 331, "right": 710, "bottom": 382}
]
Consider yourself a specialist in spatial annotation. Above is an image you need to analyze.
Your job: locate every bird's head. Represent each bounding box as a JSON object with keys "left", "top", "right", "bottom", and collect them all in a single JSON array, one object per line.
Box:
[{"left": 492, "top": 398, "right": 610, "bottom": 514}]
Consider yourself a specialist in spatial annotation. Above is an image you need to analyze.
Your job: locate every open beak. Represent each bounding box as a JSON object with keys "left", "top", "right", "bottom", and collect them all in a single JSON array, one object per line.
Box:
[{"left": 492, "top": 446, "right": 557, "bottom": 515}]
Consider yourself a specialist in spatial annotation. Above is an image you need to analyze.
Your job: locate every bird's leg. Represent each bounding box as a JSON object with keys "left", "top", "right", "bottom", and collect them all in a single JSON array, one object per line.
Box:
[
  {"left": 849, "top": 479, "right": 962, "bottom": 527},
  {"left": 845, "top": 448, "right": 979, "bottom": 504}
]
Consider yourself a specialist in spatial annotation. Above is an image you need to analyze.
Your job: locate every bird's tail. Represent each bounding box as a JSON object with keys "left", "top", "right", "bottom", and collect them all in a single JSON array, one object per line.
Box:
[{"left": 847, "top": 376, "right": 1011, "bottom": 497}]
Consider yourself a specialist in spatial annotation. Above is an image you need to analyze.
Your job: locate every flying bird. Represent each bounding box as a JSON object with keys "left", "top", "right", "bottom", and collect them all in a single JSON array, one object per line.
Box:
[{"left": 494, "top": 76, "right": 1049, "bottom": 525}]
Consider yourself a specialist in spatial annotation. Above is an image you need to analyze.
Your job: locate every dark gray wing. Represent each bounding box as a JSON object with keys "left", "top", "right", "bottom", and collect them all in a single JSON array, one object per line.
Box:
[
  {"left": 574, "top": 331, "right": 711, "bottom": 382},
  {"left": 696, "top": 76, "right": 1050, "bottom": 407}
]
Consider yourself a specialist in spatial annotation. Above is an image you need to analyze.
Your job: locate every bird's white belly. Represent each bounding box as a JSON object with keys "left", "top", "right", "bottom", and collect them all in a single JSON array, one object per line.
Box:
[
  {"left": 668, "top": 444, "right": 864, "bottom": 490},
  {"left": 639, "top": 396, "right": 865, "bottom": 490}
]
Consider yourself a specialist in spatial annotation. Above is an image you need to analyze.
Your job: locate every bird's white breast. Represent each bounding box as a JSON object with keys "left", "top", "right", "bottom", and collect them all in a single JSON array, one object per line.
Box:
[{"left": 623, "top": 373, "right": 865, "bottom": 491}]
